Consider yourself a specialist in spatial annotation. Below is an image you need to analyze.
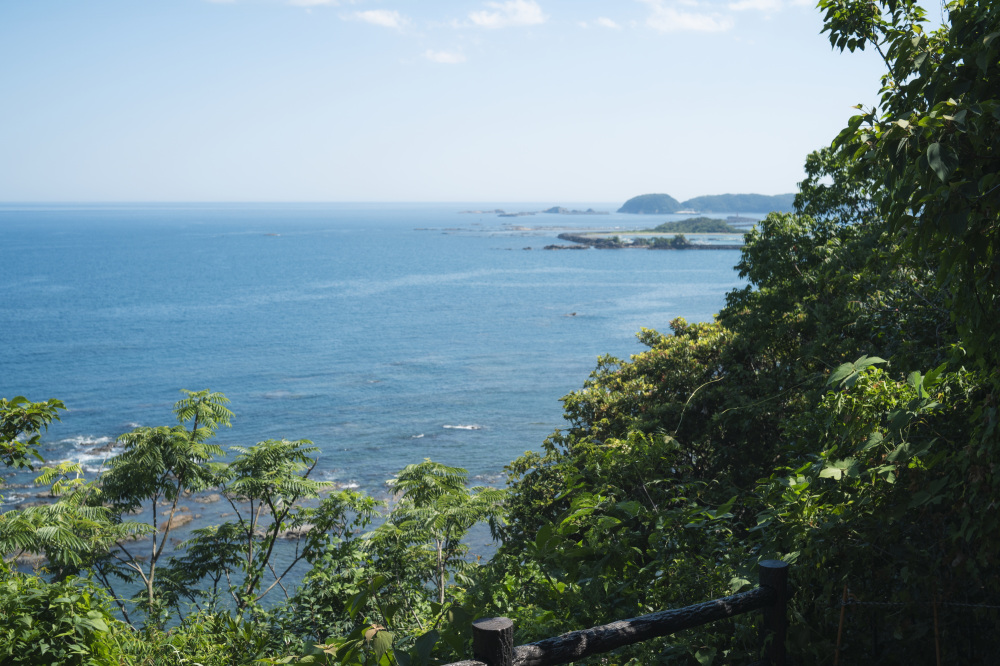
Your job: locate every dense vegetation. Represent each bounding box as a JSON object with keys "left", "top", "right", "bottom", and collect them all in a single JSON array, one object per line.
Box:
[
  {"left": 617, "top": 193, "right": 683, "bottom": 214},
  {"left": 679, "top": 193, "right": 795, "bottom": 214},
  {"left": 617, "top": 193, "right": 794, "bottom": 215},
  {"left": 648, "top": 217, "right": 739, "bottom": 233},
  {"left": 3, "top": 0, "right": 1000, "bottom": 663}
]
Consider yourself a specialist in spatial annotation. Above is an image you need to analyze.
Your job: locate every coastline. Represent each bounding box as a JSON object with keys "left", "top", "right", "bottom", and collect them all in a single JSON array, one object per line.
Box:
[{"left": 551, "top": 232, "right": 744, "bottom": 250}]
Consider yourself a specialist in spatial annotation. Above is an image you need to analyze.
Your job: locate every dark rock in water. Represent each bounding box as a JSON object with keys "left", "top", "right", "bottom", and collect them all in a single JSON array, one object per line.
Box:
[
  {"left": 277, "top": 524, "right": 315, "bottom": 539},
  {"left": 12, "top": 552, "right": 47, "bottom": 567},
  {"left": 543, "top": 244, "right": 588, "bottom": 250},
  {"left": 192, "top": 493, "right": 222, "bottom": 504},
  {"left": 162, "top": 513, "right": 194, "bottom": 531},
  {"left": 18, "top": 500, "right": 55, "bottom": 508},
  {"left": 541, "top": 206, "right": 609, "bottom": 215},
  {"left": 88, "top": 442, "right": 116, "bottom": 454}
]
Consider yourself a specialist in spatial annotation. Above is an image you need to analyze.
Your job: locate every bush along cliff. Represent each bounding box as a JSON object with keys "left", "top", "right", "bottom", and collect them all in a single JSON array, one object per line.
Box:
[{"left": 3, "top": 0, "right": 1000, "bottom": 663}]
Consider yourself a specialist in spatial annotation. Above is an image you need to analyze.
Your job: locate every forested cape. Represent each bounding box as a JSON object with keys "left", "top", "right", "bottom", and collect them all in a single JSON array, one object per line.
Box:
[
  {"left": 3, "top": 0, "right": 1000, "bottom": 663},
  {"left": 617, "top": 193, "right": 796, "bottom": 214}
]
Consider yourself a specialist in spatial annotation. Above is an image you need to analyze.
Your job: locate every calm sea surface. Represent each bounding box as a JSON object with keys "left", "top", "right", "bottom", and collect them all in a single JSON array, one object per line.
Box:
[{"left": 1, "top": 203, "right": 748, "bottom": 500}]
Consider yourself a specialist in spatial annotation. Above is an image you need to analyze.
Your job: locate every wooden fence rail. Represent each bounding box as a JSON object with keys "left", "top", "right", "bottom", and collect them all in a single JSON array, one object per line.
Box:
[{"left": 445, "top": 560, "right": 788, "bottom": 666}]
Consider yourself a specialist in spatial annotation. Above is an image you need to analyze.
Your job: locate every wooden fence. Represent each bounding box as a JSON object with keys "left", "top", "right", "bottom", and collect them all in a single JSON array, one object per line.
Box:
[{"left": 445, "top": 560, "right": 788, "bottom": 666}]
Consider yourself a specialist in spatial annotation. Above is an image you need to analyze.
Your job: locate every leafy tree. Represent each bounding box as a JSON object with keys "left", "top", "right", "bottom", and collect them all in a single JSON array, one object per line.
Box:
[
  {"left": 650, "top": 217, "right": 739, "bottom": 233},
  {"left": 0, "top": 396, "right": 64, "bottom": 473},
  {"left": 99, "top": 389, "right": 231, "bottom": 618},
  {"left": 164, "top": 438, "right": 365, "bottom": 617},
  {"left": 281, "top": 490, "right": 381, "bottom": 642},
  {"left": 0, "top": 400, "right": 150, "bottom": 584},
  {"left": 0, "top": 572, "right": 122, "bottom": 666},
  {"left": 370, "top": 460, "right": 505, "bottom": 608},
  {"left": 753, "top": 360, "right": 982, "bottom": 660},
  {"left": 825, "top": 0, "right": 1000, "bottom": 367}
]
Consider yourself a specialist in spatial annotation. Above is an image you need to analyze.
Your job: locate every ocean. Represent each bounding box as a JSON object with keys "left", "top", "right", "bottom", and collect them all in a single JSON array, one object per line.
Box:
[{"left": 0, "top": 202, "right": 747, "bottom": 553}]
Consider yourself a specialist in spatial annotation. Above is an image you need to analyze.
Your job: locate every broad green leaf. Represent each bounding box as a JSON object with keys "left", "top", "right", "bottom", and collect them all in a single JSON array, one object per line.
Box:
[
  {"left": 372, "top": 631, "right": 394, "bottom": 665},
  {"left": 829, "top": 362, "right": 855, "bottom": 386},
  {"left": 862, "top": 431, "right": 885, "bottom": 451},
  {"left": 927, "top": 142, "right": 957, "bottom": 182},
  {"left": 412, "top": 630, "right": 439, "bottom": 665},
  {"left": 855, "top": 355, "right": 887, "bottom": 370}
]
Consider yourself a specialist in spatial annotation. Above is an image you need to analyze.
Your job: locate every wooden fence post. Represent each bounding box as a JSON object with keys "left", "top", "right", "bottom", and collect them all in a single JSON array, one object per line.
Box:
[
  {"left": 759, "top": 560, "right": 788, "bottom": 666},
  {"left": 473, "top": 617, "right": 514, "bottom": 666}
]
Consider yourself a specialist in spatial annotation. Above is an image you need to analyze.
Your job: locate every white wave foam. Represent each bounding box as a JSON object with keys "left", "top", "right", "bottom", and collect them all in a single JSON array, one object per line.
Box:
[
  {"left": 317, "top": 471, "right": 361, "bottom": 490},
  {"left": 60, "top": 435, "right": 112, "bottom": 447},
  {"left": 410, "top": 434, "right": 425, "bottom": 439},
  {"left": 52, "top": 435, "right": 121, "bottom": 473},
  {"left": 443, "top": 424, "right": 482, "bottom": 430}
]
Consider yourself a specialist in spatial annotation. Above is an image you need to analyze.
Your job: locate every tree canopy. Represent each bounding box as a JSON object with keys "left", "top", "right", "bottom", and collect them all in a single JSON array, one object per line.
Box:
[{"left": 3, "top": 0, "right": 1000, "bottom": 663}]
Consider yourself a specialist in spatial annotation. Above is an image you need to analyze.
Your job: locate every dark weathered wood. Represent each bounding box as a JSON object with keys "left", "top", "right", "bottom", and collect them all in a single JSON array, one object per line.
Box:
[
  {"left": 758, "top": 559, "right": 788, "bottom": 666},
  {"left": 511, "top": 586, "right": 776, "bottom": 666},
  {"left": 473, "top": 616, "right": 514, "bottom": 666}
]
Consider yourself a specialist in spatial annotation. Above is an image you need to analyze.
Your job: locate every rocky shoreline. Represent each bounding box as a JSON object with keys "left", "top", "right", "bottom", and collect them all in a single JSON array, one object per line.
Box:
[{"left": 549, "top": 233, "right": 743, "bottom": 250}]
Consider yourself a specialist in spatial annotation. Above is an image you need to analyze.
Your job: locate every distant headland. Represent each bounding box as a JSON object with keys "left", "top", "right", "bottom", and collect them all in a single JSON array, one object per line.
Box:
[{"left": 618, "top": 192, "right": 795, "bottom": 214}]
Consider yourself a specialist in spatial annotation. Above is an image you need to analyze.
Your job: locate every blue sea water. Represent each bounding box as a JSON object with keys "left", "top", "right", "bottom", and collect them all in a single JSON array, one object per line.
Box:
[{"left": 1, "top": 202, "right": 747, "bottom": 500}]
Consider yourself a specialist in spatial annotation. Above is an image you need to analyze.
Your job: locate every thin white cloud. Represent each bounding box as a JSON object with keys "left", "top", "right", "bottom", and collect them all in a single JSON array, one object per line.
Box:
[
  {"left": 728, "top": 0, "right": 782, "bottom": 11},
  {"left": 595, "top": 17, "right": 622, "bottom": 29},
  {"left": 469, "top": 0, "right": 547, "bottom": 29},
  {"left": 641, "top": 0, "right": 734, "bottom": 33},
  {"left": 350, "top": 9, "right": 406, "bottom": 29},
  {"left": 288, "top": 0, "right": 338, "bottom": 6},
  {"left": 425, "top": 49, "right": 467, "bottom": 64}
]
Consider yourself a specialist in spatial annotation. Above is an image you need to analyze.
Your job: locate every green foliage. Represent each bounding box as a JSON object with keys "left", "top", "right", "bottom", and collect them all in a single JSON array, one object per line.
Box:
[
  {"left": 166, "top": 441, "right": 363, "bottom": 615},
  {"left": 650, "top": 234, "right": 693, "bottom": 248},
  {"left": 0, "top": 401, "right": 151, "bottom": 580},
  {"left": 99, "top": 390, "right": 230, "bottom": 617},
  {"left": 370, "top": 460, "right": 505, "bottom": 607},
  {"left": 0, "top": 499, "right": 150, "bottom": 579},
  {"left": 826, "top": 0, "right": 1000, "bottom": 368},
  {"left": 492, "top": 319, "right": 771, "bottom": 660},
  {"left": 7, "top": 4, "right": 1000, "bottom": 661},
  {"left": 754, "top": 364, "right": 983, "bottom": 661},
  {"left": 678, "top": 193, "right": 796, "bottom": 214},
  {"left": 0, "top": 396, "right": 65, "bottom": 473},
  {"left": 650, "top": 217, "right": 739, "bottom": 233},
  {"left": 617, "top": 193, "right": 682, "bottom": 214},
  {"left": 0, "top": 571, "right": 122, "bottom": 665},
  {"left": 618, "top": 193, "right": 795, "bottom": 214},
  {"left": 794, "top": 146, "right": 877, "bottom": 226}
]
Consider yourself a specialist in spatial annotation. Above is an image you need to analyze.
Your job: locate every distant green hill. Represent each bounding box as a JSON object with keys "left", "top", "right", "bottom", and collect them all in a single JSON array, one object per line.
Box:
[
  {"left": 618, "top": 192, "right": 795, "bottom": 214},
  {"left": 650, "top": 217, "right": 739, "bottom": 233},
  {"left": 616, "top": 193, "right": 681, "bottom": 214},
  {"left": 680, "top": 193, "right": 795, "bottom": 213}
]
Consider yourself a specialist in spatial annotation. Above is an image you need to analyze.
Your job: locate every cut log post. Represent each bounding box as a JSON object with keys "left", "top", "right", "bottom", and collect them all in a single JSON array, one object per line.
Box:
[
  {"left": 759, "top": 559, "right": 789, "bottom": 666},
  {"left": 473, "top": 617, "right": 514, "bottom": 666}
]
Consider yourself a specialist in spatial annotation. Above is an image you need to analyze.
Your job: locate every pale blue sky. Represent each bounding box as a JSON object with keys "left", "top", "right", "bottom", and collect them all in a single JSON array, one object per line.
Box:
[{"left": 1, "top": 0, "right": 886, "bottom": 202}]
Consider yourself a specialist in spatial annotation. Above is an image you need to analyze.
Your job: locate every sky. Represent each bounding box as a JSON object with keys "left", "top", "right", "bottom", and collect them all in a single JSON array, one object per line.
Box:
[{"left": 0, "top": 0, "right": 889, "bottom": 203}]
